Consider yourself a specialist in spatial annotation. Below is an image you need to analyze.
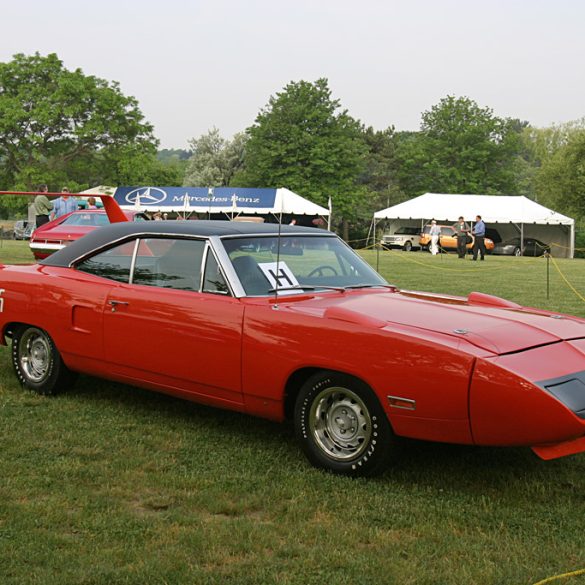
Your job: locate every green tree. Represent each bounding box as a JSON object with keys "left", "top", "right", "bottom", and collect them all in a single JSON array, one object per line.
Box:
[
  {"left": 396, "top": 96, "right": 523, "bottom": 196},
  {"left": 110, "top": 146, "right": 185, "bottom": 186},
  {"left": 536, "top": 129, "right": 585, "bottom": 218},
  {"left": 240, "top": 79, "right": 367, "bottom": 234},
  {"left": 358, "top": 126, "right": 405, "bottom": 210},
  {"left": 0, "top": 52, "right": 157, "bottom": 215},
  {"left": 157, "top": 148, "right": 192, "bottom": 163},
  {"left": 184, "top": 128, "right": 246, "bottom": 187},
  {"left": 517, "top": 119, "right": 585, "bottom": 200}
]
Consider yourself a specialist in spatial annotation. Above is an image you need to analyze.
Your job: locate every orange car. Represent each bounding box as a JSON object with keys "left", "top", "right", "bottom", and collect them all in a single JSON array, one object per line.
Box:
[{"left": 420, "top": 224, "right": 494, "bottom": 253}]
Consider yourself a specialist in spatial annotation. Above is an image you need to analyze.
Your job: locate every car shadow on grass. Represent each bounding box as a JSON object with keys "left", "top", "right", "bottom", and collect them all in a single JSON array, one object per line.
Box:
[
  {"left": 65, "top": 374, "right": 301, "bottom": 465},
  {"left": 379, "top": 436, "right": 585, "bottom": 498},
  {"left": 61, "top": 375, "right": 585, "bottom": 490}
]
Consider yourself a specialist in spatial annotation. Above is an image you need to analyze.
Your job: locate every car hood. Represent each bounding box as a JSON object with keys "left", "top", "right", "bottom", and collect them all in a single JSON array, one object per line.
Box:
[{"left": 292, "top": 290, "right": 585, "bottom": 355}]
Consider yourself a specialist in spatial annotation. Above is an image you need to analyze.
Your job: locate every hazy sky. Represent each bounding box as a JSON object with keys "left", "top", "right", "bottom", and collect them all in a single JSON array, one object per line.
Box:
[{"left": 2, "top": 0, "right": 584, "bottom": 148}]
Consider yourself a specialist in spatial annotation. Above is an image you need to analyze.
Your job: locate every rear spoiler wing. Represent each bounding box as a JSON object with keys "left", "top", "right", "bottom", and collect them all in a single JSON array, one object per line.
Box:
[{"left": 0, "top": 191, "right": 128, "bottom": 223}]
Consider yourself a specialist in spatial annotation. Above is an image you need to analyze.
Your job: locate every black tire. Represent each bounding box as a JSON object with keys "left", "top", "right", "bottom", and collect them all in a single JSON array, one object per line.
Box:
[
  {"left": 513, "top": 247, "right": 522, "bottom": 257},
  {"left": 403, "top": 241, "right": 412, "bottom": 252},
  {"left": 11, "top": 325, "right": 77, "bottom": 395},
  {"left": 294, "top": 371, "right": 395, "bottom": 477}
]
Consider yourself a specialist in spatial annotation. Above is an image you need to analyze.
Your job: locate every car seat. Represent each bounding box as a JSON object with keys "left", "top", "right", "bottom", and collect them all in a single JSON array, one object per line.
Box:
[{"left": 231, "top": 255, "right": 269, "bottom": 295}]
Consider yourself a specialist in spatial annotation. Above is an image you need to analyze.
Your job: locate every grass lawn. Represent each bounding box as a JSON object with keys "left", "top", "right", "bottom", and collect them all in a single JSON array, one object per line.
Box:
[
  {"left": 0, "top": 238, "right": 36, "bottom": 264},
  {"left": 1, "top": 241, "right": 585, "bottom": 584}
]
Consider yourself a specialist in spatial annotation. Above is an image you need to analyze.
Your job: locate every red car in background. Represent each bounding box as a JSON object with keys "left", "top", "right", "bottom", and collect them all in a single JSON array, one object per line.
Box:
[{"left": 30, "top": 209, "right": 149, "bottom": 260}]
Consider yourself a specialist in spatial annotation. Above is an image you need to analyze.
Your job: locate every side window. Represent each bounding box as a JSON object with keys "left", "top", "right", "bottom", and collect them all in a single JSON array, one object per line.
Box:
[
  {"left": 76, "top": 240, "right": 136, "bottom": 283},
  {"left": 202, "top": 251, "right": 229, "bottom": 295},
  {"left": 440, "top": 227, "right": 453, "bottom": 237},
  {"left": 132, "top": 238, "right": 204, "bottom": 291}
]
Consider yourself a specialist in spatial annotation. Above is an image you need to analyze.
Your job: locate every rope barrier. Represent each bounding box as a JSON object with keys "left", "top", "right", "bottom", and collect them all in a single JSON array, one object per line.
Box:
[
  {"left": 360, "top": 247, "right": 585, "bottom": 305},
  {"left": 346, "top": 236, "right": 371, "bottom": 245},
  {"left": 357, "top": 246, "right": 585, "bottom": 305},
  {"left": 551, "top": 242, "right": 585, "bottom": 252},
  {"left": 532, "top": 567, "right": 585, "bottom": 585},
  {"left": 548, "top": 255, "right": 585, "bottom": 303},
  {"left": 362, "top": 248, "right": 504, "bottom": 273}
]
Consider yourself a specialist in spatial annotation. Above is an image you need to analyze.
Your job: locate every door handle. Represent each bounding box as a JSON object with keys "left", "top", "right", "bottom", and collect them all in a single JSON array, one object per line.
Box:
[{"left": 109, "top": 300, "right": 129, "bottom": 312}]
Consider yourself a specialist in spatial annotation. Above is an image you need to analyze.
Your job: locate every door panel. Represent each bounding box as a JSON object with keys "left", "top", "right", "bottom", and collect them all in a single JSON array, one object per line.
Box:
[{"left": 103, "top": 285, "right": 245, "bottom": 405}]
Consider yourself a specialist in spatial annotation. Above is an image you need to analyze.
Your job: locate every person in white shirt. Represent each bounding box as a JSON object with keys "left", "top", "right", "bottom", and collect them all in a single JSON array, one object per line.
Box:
[{"left": 429, "top": 220, "right": 441, "bottom": 255}]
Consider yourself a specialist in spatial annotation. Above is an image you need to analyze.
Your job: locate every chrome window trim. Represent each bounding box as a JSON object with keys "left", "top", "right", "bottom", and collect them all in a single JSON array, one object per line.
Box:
[
  {"left": 208, "top": 235, "right": 246, "bottom": 297},
  {"left": 127, "top": 239, "right": 140, "bottom": 284},
  {"left": 202, "top": 241, "right": 233, "bottom": 296}
]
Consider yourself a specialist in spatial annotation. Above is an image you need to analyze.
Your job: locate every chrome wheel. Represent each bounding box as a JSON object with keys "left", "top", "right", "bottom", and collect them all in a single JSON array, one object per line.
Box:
[
  {"left": 18, "top": 327, "right": 52, "bottom": 384},
  {"left": 309, "top": 386, "right": 372, "bottom": 461}
]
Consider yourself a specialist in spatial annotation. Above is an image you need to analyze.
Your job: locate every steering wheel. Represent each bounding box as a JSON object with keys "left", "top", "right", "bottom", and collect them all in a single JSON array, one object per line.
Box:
[{"left": 308, "top": 265, "right": 339, "bottom": 277}]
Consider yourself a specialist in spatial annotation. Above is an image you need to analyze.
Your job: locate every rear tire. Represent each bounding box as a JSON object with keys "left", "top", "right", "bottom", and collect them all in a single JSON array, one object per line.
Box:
[
  {"left": 11, "top": 325, "right": 77, "bottom": 395},
  {"left": 294, "top": 371, "right": 395, "bottom": 477},
  {"left": 514, "top": 247, "right": 522, "bottom": 257}
]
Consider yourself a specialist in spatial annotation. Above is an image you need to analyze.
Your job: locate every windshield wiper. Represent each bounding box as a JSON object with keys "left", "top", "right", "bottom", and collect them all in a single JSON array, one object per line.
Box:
[
  {"left": 343, "top": 284, "right": 396, "bottom": 290},
  {"left": 268, "top": 285, "right": 346, "bottom": 293}
]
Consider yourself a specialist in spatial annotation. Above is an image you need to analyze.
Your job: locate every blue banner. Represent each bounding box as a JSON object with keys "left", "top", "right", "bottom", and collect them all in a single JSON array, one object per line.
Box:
[{"left": 114, "top": 186, "right": 277, "bottom": 210}]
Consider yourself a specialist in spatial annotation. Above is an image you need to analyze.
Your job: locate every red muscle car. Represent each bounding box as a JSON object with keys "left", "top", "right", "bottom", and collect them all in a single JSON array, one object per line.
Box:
[
  {"left": 2, "top": 214, "right": 585, "bottom": 476},
  {"left": 30, "top": 209, "right": 149, "bottom": 260}
]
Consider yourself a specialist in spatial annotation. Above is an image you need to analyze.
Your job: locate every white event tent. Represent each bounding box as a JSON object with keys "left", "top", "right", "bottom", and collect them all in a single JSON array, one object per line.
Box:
[{"left": 374, "top": 193, "right": 575, "bottom": 258}]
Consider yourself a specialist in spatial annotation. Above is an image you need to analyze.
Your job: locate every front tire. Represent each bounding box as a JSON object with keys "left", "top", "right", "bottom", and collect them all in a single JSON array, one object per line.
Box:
[
  {"left": 403, "top": 241, "right": 412, "bottom": 252},
  {"left": 294, "top": 371, "right": 395, "bottom": 477},
  {"left": 11, "top": 325, "right": 77, "bottom": 395},
  {"left": 513, "top": 247, "right": 522, "bottom": 257}
]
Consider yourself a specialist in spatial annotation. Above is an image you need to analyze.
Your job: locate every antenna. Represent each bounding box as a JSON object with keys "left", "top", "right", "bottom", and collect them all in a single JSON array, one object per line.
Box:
[
  {"left": 182, "top": 191, "right": 189, "bottom": 219},
  {"left": 231, "top": 193, "right": 237, "bottom": 221},
  {"left": 207, "top": 187, "right": 214, "bottom": 220},
  {"left": 274, "top": 189, "right": 284, "bottom": 303}
]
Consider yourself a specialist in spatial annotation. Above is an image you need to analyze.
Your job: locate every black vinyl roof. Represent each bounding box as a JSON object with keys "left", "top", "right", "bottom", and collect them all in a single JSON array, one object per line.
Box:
[{"left": 41, "top": 220, "right": 332, "bottom": 267}]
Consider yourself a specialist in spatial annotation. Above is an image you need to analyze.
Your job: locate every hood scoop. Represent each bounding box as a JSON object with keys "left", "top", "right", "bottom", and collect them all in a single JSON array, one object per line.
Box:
[{"left": 467, "top": 291, "right": 522, "bottom": 309}]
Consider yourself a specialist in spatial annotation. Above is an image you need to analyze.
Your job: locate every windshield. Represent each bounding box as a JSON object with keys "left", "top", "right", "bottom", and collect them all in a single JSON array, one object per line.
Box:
[
  {"left": 61, "top": 213, "right": 110, "bottom": 227},
  {"left": 395, "top": 227, "right": 419, "bottom": 235},
  {"left": 222, "top": 235, "right": 387, "bottom": 296}
]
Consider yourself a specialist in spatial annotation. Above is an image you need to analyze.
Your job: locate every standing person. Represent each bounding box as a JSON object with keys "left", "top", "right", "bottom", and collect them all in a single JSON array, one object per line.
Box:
[
  {"left": 472, "top": 215, "right": 486, "bottom": 261},
  {"left": 33, "top": 184, "right": 53, "bottom": 228},
  {"left": 51, "top": 187, "right": 78, "bottom": 219},
  {"left": 429, "top": 220, "right": 441, "bottom": 255},
  {"left": 453, "top": 216, "right": 470, "bottom": 258}
]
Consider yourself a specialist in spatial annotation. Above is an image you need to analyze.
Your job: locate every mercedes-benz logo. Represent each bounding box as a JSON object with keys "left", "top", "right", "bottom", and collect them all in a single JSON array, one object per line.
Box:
[{"left": 125, "top": 187, "right": 167, "bottom": 206}]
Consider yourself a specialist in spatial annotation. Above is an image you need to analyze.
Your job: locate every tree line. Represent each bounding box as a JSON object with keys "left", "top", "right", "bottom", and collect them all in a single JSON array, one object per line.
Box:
[{"left": 1, "top": 53, "right": 584, "bottom": 240}]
